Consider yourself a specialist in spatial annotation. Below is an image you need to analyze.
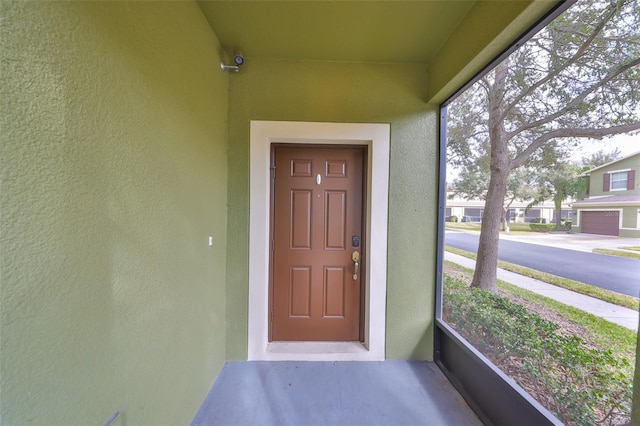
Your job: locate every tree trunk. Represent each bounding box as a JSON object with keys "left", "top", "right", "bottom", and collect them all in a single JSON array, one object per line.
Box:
[
  {"left": 554, "top": 196, "right": 563, "bottom": 229},
  {"left": 471, "top": 61, "right": 510, "bottom": 294},
  {"left": 501, "top": 207, "right": 510, "bottom": 233},
  {"left": 471, "top": 170, "right": 508, "bottom": 293}
]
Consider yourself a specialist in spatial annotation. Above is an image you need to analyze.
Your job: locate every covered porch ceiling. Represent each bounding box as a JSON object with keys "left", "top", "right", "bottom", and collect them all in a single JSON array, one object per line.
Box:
[{"left": 197, "top": 0, "right": 560, "bottom": 102}]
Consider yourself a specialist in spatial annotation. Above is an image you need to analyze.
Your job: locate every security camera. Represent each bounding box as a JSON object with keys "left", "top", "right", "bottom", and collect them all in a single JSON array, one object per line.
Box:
[
  {"left": 233, "top": 50, "right": 244, "bottom": 66},
  {"left": 221, "top": 49, "right": 245, "bottom": 72}
]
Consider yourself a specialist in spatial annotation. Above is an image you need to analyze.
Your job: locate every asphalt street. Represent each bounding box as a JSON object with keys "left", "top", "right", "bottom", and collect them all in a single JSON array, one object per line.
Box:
[{"left": 445, "top": 232, "right": 640, "bottom": 298}]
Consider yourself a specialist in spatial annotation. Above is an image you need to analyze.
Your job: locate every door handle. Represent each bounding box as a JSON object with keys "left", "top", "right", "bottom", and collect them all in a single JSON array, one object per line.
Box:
[{"left": 352, "top": 250, "right": 360, "bottom": 280}]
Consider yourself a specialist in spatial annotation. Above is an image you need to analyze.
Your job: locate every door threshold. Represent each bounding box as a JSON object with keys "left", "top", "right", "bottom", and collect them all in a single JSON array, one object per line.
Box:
[{"left": 264, "top": 341, "right": 372, "bottom": 361}]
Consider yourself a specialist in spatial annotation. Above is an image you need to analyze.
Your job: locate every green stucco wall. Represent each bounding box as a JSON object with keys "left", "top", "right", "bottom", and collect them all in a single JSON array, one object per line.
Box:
[
  {"left": 1, "top": 2, "right": 228, "bottom": 424},
  {"left": 621, "top": 230, "right": 640, "bottom": 238},
  {"left": 622, "top": 207, "right": 639, "bottom": 230},
  {"left": 226, "top": 59, "right": 438, "bottom": 360},
  {"left": 428, "top": 0, "right": 560, "bottom": 103}
]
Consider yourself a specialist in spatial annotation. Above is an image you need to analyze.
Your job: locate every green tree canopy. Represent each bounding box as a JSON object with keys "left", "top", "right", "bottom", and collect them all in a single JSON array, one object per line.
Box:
[{"left": 446, "top": 0, "right": 640, "bottom": 292}]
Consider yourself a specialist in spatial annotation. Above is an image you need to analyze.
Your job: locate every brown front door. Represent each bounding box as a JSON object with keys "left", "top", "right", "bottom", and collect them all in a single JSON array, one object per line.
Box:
[{"left": 271, "top": 145, "right": 364, "bottom": 341}]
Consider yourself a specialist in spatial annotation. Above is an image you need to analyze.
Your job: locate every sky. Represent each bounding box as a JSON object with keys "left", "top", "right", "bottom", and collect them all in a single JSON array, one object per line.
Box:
[
  {"left": 575, "top": 133, "right": 639, "bottom": 162},
  {"left": 445, "top": 132, "right": 639, "bottom": 182}
]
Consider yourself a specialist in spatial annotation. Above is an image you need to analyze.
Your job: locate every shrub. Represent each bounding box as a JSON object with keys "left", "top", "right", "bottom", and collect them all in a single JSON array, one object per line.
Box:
[
  {"left": 442, "top": 275, "right": 632, "bottom": 425},
  {"left": 449, "top": 215, "right": 458, "bottom": 222},
  {"left": 530, "top": 223, "right": 555, "bottom": 232}
]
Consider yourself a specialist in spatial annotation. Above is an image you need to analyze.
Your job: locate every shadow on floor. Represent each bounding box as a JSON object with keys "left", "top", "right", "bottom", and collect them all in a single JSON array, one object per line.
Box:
[{"left": 192, "top": 361, "right": 482, "bottom": 426}]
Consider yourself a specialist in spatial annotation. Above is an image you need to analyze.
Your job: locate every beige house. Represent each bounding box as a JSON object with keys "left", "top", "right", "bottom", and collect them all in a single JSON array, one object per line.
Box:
[{"left": 446, "top": 196, "right": 572, "bottom": 224}]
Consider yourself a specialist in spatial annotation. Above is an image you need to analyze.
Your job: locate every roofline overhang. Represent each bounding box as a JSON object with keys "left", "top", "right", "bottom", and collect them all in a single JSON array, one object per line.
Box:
[
  {"left": 580, "top": 151, "right": 640, "bottom": 176},
  {"left": 428, "top": 0, "right": 568, "bottom": 105},
  {"left": 572, "top": 201, "right": 640, "bottom": 208}
]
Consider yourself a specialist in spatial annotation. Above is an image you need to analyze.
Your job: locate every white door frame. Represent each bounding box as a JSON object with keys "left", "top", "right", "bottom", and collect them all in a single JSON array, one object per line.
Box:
[{"left": 248, "top": 121, "right": 389, "bottom": 361}]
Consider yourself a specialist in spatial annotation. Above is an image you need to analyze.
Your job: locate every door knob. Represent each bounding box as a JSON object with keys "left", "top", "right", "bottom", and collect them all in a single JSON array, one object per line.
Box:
[{"left": 352, "top": 250, "right": 360, "bottom": 280}]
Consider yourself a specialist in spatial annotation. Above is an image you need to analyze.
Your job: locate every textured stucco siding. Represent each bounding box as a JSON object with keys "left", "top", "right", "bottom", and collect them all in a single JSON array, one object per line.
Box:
[
  {"left": 588, "top": 155, "right": 640, "bottom": 197},
  {"left": 622, "top": 207, "right": 639, "bottom": 229},
  {"left": 0, "top": 2, "right": 228, "bottom": 424},
  {"left": 225, "top": 59, "right": 438, "bottom": 361},
  {"left": 620, "top": 229, "right": 640, "bottom": 238}
]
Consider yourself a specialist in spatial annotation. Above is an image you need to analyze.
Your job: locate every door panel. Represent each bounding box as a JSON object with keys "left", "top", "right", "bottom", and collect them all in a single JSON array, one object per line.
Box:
[
  {"left": 324, "top": 267, "right": 345, "bottom": 318},
  {"left": 271, "top": 146, "right": 364, "bottom": 341},
  {"left": 291, "top": 190, "right": 312, "bottom": 249},
  {"left": 325, "top": 191, "right": 346, "bottom": 250},
  {"left": 290, "top": 267, "right": 311, "bottom": 317}
]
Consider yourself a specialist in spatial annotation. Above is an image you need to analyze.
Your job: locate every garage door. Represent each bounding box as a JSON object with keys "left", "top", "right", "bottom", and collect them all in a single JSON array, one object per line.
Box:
[{"left": 581, "top": 211, "right": 619, "bottom": 236}]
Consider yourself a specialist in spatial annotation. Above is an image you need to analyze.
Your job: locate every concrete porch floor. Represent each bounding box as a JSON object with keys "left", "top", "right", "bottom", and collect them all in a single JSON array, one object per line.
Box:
[{"left": 191, "top": 361, "right": 483, "bottom": 426}]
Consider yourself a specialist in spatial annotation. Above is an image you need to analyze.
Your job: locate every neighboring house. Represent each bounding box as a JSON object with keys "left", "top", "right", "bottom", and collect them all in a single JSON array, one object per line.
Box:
[
  {"left": 446, "top": 196, "right": 572, "bottom": 224},
  {"left": 572, "top": 151, "right": 640, "bottom": 237}
]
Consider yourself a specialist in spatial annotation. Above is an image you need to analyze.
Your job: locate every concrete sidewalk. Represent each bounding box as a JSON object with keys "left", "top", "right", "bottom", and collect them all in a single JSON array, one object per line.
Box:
[{"left": 444, "top": 251, "right": 639, "bottom": 331}]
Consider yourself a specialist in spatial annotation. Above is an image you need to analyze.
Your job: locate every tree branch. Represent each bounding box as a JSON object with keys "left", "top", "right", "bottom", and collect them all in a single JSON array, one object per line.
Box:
[
  {"left": 507, "top": 56, "right": 640, "bottom": 138},
  {"left": 497, "top": 1, "right": 620, "bottom": 123},
  {"left": 510, "top": 121, "right": 640, "bottom": 169},
  {"left": 504, "top": 193, "right": 517, "bottom": 210}
]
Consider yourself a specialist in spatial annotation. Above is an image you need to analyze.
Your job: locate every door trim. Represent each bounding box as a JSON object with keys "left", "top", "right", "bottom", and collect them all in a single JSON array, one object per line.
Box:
[{"left": 248, "top": 121, "right": 390, "bottom": 361}]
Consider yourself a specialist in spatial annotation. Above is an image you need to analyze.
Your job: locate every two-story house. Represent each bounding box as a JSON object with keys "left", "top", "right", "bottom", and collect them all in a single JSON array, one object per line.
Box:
[{"left": 572, "top": 151, "right": 640, "bottom": 237}]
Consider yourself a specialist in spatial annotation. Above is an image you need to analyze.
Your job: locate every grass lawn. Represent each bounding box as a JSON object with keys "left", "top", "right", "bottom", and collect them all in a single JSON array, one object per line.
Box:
[
  {"left": 444, "top": 222, "right": 482, "bottom": 231},
  {"left": 593, "top": 248, "right": 640, "bottom": 260},
  {"left": 443, "top": 260, "right": 637, "bottom": 362},
  {"left": 444, "top": 222, "right": 564, "bottom": 235},
  {"left": 445, "top": 222, "right": 538, "bottom": 233}
]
